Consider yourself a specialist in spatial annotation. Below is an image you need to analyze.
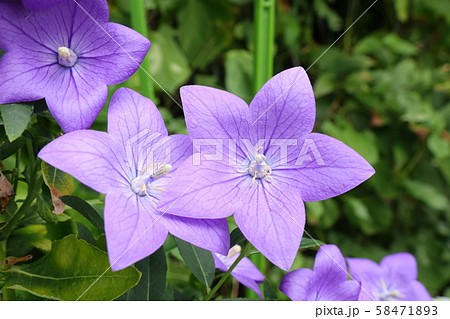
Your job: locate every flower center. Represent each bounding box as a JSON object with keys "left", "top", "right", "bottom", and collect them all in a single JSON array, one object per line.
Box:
[
  {"left": 239, "top": 147, "right": 273, "bottom": 186},
  {"left": 130, "top": 164, "right": 172, "bottom": 206},
  {"left": 57, "top": 46, "right": 78, "bottom": 68},
  {"left": 375, "top": 279, "right": 403, "bottom": 301}
]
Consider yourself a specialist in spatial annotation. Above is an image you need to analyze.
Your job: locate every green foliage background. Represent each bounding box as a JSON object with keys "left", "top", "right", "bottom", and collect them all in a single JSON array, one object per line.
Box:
[{"left": 1, "top": 0, "right": 449, "bottom": 300}]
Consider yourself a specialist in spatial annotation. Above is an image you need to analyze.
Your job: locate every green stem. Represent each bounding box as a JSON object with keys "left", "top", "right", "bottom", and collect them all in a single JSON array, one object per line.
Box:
[
  {"left": 203, "top": 242, "right": 251, "bottom": 301},
  {"left": 12, "top": 149, "right": 20, "bottom": 192},
  {"left": 130, "top": 0, "right": 155, "bottom": 100},
  {"left": 253, "top": 0, "right": 276, "bottom": 94},
  {"left": 2, "top": 139, "right": 41, "bottom": 238}
]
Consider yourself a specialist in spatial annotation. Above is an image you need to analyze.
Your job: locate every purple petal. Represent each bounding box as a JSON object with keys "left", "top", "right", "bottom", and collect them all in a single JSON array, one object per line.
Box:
[
  {"left": 22, "top": 0, "right": 65, "bottom": 11},
  {"left": 157, "top": 155, "right": 247, "bottom": 219},
  {"left": 107, "top": 87, "right": 168, "bottom": 143},
  {"left": 212, "top": 253, "right": 228, "bottom": 273},
  {"left": 213, "top": 253, "right": 264, "bottom": 298},
  {"left": 38, "top": 130, "right": 127, "bottom": 194},
  {"left": 232, "top": 272, "right": 263, "bottom": 298},
  {"left": 380, "top": 252, "right": 417, "bottom": 281},
  {"left": 166, "top": 134, "right": 192, "bottom": 169},
  {"left": 407, "top": 281, "right": 433, "bottom": 301},
  {"left": 347, "top": 257, "right": 383, "bottom": 301},
  {"left": 78, "top": 22, "right": 150, "bottom": 85},
  {"left": 234, "top": 183, "right": 305, "bottom": 271},
  {"left": 0, "top": 52, "right": 48, "bottom": 104},
  {"left": 45, "top": 65, "right": 109, "bottom": 132},
  {"left": 249, "top": 67, "right": 315, "bottom": 149},
  {"left": 180, "top": 85, "right": 252, "bottom": 161},
  {"left": 280, "top": 268, "right": 314, "bottom": 301},
  {"left": 161, "top": 215, "right": 229, "bottom": 255},
  {"left": 105, "top": 191, "right": 168, "bottom": 271},
  {"left": 232, "top": 257, "right": 265, "bottom": 282},
  {"left": 333, "top": 280, "right": 361, "bottom": 301},
  {"left": 314, "top": 244, "right": 348, "bottom": 283},
  {"left": 277, "top": 133, "right": 375, "bottom": 202}
]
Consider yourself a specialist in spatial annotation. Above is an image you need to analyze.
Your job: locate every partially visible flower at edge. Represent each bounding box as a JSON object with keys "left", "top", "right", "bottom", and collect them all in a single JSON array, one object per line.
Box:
[
  {"left": 158, "top": 66, "right": 375, "bottom": 271},
  {"left": 347, "top": 252, "right": 432, "bottom": 301},
  {"left": 280, "top": 244, "right": 360, "bottom": 301},
  {"left": 22, "top": 0, "right": 63, "bottom": 10},
  {"left": 213, "top": 245, "right": 265, "bottom": 298},
  {"left": 0, "top": 0, "right": 150, "bottom": 132},
  {"left": 38, "top": 88, "right": 229, "bottom": 271}
]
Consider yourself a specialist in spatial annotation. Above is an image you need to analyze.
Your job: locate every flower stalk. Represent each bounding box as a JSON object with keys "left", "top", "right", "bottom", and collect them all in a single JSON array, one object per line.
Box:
[
  {"left": 130, "top": 0, "right": 155, "bottom": 100},
  {"left": 204, "top": 242, "right": 251, "bottom": 301},
  {"left": 253, "top": 0, "right": 276, "bottom": 94}
]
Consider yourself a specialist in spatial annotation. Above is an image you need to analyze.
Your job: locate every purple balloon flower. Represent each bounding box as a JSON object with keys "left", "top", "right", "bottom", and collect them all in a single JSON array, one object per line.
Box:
[
  {"left": 213, "top": 245, "right": 264, "bottom": 298},
  {"left": 347, "top": 253, "right": 432, "bottom": 301},
  {"left": 38, "top": 88, "right": 229, "bottom": 271},
  {"left": 22, "top": 0, "right": 63, "bottom": 10},
  {"left": 158, "top": 67, "right": 375, "bottom": 270},
  {"left": 0, "top": 0, "right": 150, "bottom": 132},
  {"left": 280, "top": 244, "right": 360, "bottom": 301}
]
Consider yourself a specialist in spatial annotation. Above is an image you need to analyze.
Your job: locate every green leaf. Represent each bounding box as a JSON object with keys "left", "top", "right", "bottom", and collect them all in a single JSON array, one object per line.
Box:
[
  {"left": 299, "top": 237, "right": 325, "bottom": 249},
  {"left": 177, "top": 0, "right": 232, "bottom": 70},
  {"left": 262, "top": 279, "right": 276, "bottom": 300},
  {"left": 148, "top": 26, "right": 191, "bottom": 93},
  {"left": 175, "top": 237, "right": 215, "bottom": 290},
  {"left": 36, "top": 193, "right": 60, "bottom": 224},
  {"left": 225, "top": 50, "right": 254, "bottom": 102},
  {"left": 394, "top": 0, "right": 409, "bottom": 22},
  {"left": 0, "top": 136, "right": 25, "bottom": 160},
  {"left": 41, "top": 161, "right": 74, "bottom": 197},
  {"left": 120, "top": 246, "right": 167, "bottom": 300},
  {"left": 60, "top": 196, "right": 104, "bottom": 232},
  {"left": 4, "top": 235, "right": 141, "bottom": 300},
  {"left": 427, "top": 132, "right": 450, "bottom": 159},
  {"left": 41, "top": 161, "right": 74, "bottom": 215},
  {"left": 230, "top": 227, "right": 246, "bottom": 247},
  {"left": 0, "top": 104, "right": 33, "bottom": 141},
  {"left": 7, "top": 225, "right": 52, "bottom": 256},
  {"left": 403, "top": 179, "right": 450, "bottom": 211}
]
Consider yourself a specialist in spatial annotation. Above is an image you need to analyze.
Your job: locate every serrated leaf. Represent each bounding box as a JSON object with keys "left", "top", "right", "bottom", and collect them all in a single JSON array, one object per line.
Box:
[
  {"left": 4, "top": 235, "right": 141, "bottom": 300},
  {"left": 0, "top": 104, "right": 33, "bottom": 141},
  {"left": 119, "top": 246, "right": 167, "bottom": 300},
  {"left": 60, "top": 196, "right": 104, "bottom": 232},
  {"left": 175, "top": 237, "right": 215, "bottom": 289}
]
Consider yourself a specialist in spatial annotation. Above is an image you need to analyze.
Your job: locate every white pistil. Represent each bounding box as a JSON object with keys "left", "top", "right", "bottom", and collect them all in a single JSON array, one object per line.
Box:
[{"left": 57, "top": 46, "right": 78, "bottom": 68}]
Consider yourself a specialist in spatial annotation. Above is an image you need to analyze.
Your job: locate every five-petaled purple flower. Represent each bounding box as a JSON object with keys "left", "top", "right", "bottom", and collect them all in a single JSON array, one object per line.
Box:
[
  {"left": 38, "top": 88, "right": 229, "bottom": 270},
  {"left": 0, "top": 0, "right": 150, "bottom": 132},
  {"left": 347, "top": 253, "right": 432, "bottom": 301},
  {"left": 280, "top": 244, "right": 360, "bottom": 301},
  {"left": 22, "top": 0, "right": 63, "bottom": 11},
  {"left": 213, "top": 245, "right": 264, "bottom": 298},
  {"left": 158, "top": 67, "right": 375, "bottom": 270}
]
